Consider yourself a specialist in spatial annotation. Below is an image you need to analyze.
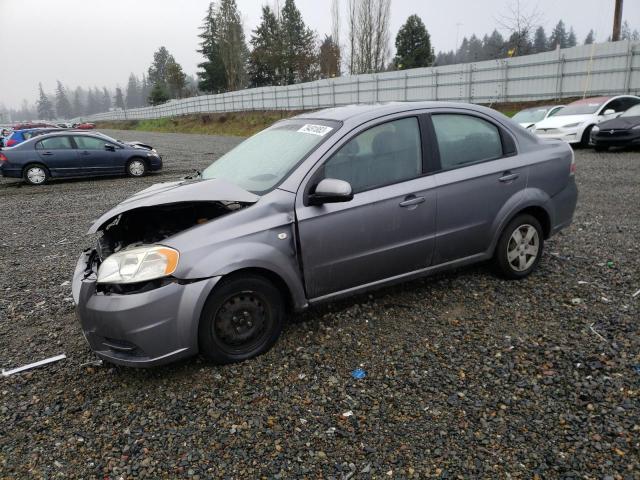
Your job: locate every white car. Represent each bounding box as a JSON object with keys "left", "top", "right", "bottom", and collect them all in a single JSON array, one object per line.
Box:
[
  {"left": 512, "top": 105, "right": 564, "bottom": 130},
  {"left": 533, "top": 95, "right": 640, "bottom": 146}
]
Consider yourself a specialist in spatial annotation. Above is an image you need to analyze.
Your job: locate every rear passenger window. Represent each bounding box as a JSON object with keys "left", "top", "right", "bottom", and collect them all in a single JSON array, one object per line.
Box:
[
  {"left": 432, "top": 114, "right": 503, "bottom": 170},
  {"left": 321, "top": 117, "right": 422, "bottom": 193},
  {"left": 36, "top": 137, "right": 72, "bottom": 150}
]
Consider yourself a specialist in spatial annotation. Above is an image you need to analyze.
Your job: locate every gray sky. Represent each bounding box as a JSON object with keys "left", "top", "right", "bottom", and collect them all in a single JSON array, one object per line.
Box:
[{"left": 1, "top": 0, "right": 638, "bottom": 109}]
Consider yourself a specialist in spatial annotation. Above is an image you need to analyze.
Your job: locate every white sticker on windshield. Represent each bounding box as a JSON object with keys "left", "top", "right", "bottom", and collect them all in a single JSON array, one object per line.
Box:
[{"left": 298, "top": 124, "right": 333, "bottom": 136}]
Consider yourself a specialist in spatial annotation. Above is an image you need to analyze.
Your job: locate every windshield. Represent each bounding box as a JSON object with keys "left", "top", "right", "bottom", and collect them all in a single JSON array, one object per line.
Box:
[
  {"left": 555, "top": 101, "right": 604, "bottom": 116},
  {"left": 621, "top": 104, "right": 640, "bottom": 117},
  {"left": 513, "top": 108, "right": 548, "bottom": 123},
  {"left": 202, "top": 120, "right": 338, "bottom": 193}
]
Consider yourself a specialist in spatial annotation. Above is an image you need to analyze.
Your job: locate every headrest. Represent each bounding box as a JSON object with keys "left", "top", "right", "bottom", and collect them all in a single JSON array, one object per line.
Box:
[{"left": 372, "top": 130, "right": 398, "bottom": 155}]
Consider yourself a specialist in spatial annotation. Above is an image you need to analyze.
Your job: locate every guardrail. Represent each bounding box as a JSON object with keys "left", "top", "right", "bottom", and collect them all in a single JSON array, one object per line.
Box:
[{"left": 77, "top": 39, "right": 640, "bottom": 122}]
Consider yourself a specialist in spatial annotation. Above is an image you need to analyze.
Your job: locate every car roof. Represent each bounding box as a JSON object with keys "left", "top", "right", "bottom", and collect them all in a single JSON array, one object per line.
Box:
[{"left": 295, "top": 101, "right": 506, "bottom": 124}]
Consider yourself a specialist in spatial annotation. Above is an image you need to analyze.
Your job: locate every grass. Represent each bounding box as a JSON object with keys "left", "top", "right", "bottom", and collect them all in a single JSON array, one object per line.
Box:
[{"left": 96, "top": 98, "right": 577, "bottom": 135}]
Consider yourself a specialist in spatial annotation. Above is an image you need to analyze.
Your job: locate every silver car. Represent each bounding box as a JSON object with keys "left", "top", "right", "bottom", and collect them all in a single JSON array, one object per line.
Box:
[{"left": 72, "top": 102, "right": 578, "bottom": 367}]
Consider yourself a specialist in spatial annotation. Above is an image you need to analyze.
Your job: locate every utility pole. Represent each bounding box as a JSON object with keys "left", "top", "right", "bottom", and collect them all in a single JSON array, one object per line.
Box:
[{"left": 612, "top": 0, "right": 623, "bottom": 41}]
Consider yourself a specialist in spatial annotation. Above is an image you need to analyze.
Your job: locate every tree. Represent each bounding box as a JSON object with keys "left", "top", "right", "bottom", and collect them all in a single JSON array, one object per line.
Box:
[
  {"left": 584, "top": 29, "right": 595, "bottom": 45},
  {"left": 216, "top": 0, "right": 248, "bottom": 91},
  {"left": 166, "top": 58, "right": 187, "bottom": 98},
  {"left": 319, "top": 35, "right": 341, "bottom": 78},
  {"left": 140, "top": 74, "right": 151, "bottom": 107},
  {"left": 496, "top": 0, "right": 541, "bottom": 56},
  {"left": 483, "top": 29, "right": 506, "bottom": 59},
  {"left": 101, "top": 87, "right": 112, "bottom": 112},
  {"left": 85, "top": 87, "right": 102, "bottom": 115},
  {"left": 55, "top": 81, "right": 72, "bottom": 119},
  {"left": 567, "top": 27, "right": 577, "bottom": 47},
  {"left": 37, "top": 83, "right": 55, "bottom": 120},
  {"left": 148, "top": 82, "right": 170, "bottom": 106},
  {"left": 549, "top": 20, "right": 568, "bottom": 49},
  {"left": 126, "top": 73, "right": 141, "bottom": 108},
  {"left": 394, "top": 14, "right": 434, "bottom": 69},
  {"left": 72, "top": 87, "right": 85, "bottom": 117},
  {"left": 114, "top": 87, "right": 125, "bottom": 110},
  {"left": 148, "top": 46, "right": 171, "bottom": 86},
  {"left": 197, "top": 2, "right": 227, "bottom": 92},
  {"left": 532, "top": 26, "right": 548, "bottom": 53},
  {"left": 348, "top": 0, "right": 391, "bottom": 74},
  {"left": 248, "top": 5, "right": 282, "bottom": 87},
  {"left": 466, "top": 34, "right": 485, "bottom": 61},
  {"left": 281, "top": 0, "right": 317, "bottom": 84}
]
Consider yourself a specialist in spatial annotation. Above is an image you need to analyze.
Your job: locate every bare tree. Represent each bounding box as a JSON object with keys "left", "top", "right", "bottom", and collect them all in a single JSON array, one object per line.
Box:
[
  {"left": 331, "top": 0, "right": 340, "bottom": 47},
  {"left": 348, "top": 0, "right": 390, "bottom": 74},
  {"left": 372, "top": 0, "right": 390, "bottom": 71},
  {"left": 495, "top": 0, "right": 542, "bottom": 56},
  {"left": 347, "top": 0, "right": 358, "bottom": 74}
]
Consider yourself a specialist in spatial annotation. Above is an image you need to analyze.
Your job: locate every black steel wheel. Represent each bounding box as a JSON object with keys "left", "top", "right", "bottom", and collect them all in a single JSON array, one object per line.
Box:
[{"left": 198, "top": 274, "right": 285, "bottom": 364}]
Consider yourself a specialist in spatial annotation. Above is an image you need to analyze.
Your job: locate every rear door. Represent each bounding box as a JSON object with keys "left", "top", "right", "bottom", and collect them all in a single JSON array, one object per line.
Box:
[
  {"left": 428, "top": 111, "right": 528, "bottom": 264},
  {"left": 72, "top": 135, "right": 121, "bottom": 174},
  {"left": 295, "top": 115, "right": 437, "bottom": 299},
  {"left": 35, "top": 136, "right": 79, "bottom": 176}
]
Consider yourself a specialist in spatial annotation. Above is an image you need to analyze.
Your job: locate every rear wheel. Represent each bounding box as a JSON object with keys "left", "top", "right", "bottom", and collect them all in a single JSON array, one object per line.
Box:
[
  {"left": 198, "top": 274, "right": 285, "bottom": 364},
  {"left": 493, "top": 214, "right": 544, "bottom": 279},
  {"left": 23, "top": 164, "right": 49, "bottom": 185},
  {"left": 580, "top": 125, "right": 594, "bottom": 148},
  {"left": 126, "top": 158, "right": 147, "bottom": 177}
]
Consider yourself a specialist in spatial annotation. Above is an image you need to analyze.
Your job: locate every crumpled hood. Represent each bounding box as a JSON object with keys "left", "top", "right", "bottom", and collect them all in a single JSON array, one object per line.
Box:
[
  {"left": 87, "top": 178, "right": 259, "bottom": 234},
  {"left": 596, "top": 115, "right": 640, "bottom": 130},
  {"left": 536, "top": 114, "right": 591, "bottom": 129}
]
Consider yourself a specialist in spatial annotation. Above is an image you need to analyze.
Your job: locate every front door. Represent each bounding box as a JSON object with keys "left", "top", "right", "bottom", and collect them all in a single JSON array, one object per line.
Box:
[
  {"left": 35, "top": 136, "right": 79, "bottom": 176},
  {"left": 72, "top": 135, "right": 120, "bottom": 174},
  {"left": 296, "top": 116, "right": 437, "bottom": 299}
]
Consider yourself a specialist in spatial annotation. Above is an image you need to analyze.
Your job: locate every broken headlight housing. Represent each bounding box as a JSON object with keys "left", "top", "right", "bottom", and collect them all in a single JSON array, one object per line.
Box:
[{"left": 97, "top": 245, "right": 179, "bottom": 284}]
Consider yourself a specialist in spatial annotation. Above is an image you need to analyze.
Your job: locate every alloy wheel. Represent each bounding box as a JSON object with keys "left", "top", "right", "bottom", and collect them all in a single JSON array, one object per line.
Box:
[{"left": 506, "top": 224, "right": 540, "bottom": 272}]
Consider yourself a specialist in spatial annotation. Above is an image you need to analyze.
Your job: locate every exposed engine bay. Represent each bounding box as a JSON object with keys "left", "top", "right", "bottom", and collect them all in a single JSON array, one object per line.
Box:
[{"left": 96, "top": 201, "right": 246, "bottom": 261}]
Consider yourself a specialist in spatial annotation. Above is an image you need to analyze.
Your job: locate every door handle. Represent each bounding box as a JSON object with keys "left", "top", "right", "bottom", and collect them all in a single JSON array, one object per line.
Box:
[
  {"left": 81, "top": 151, "right": 91, "bottom": 155},
  {"left": 499, "top": 172, "right": 519, "bottom": 183},
  {"left": 41, "top": 151, "right": 53, "bottom": 156},
  {"left": 399, "top": 196, "right": 426, "bottom": 207}
]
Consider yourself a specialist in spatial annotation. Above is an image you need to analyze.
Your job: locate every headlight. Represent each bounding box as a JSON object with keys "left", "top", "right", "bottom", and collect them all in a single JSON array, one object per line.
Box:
[
  {"left": 147, "top": 152, "right": 159, "bottom": 157},
  {"left": 563, "top": 122, "right": 581, "bottom": 128},
  {"left": 97, "top": 245, "right": 179, "bottom": 284}
]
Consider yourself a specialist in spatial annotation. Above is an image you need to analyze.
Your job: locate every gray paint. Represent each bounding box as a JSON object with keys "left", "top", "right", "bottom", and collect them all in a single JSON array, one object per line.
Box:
[{"left": 74, "top": 102, "right": 578, "bottom": 367}]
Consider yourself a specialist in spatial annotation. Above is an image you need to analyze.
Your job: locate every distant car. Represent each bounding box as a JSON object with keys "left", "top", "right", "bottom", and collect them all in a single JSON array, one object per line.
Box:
[
  {"left": 3, "top": 127, "right": 67, "bottom": 147},
  {"left": 13, "top": 122, "right": 60, "bottom": 130},
  {"left": 533, "top": 95, "right": 640, "bottom": 146},
  {"left": 0, "top": 131, "right": 162, "bottom": 185},
  {"left": 512, "top": 105, "right": 564, "bottom": 130},
  {"left": 75, "top": 122, "right": 96, "bottom": 130},
  {"left": 590, "top": 103, "right": 640, "bottom": 151}
]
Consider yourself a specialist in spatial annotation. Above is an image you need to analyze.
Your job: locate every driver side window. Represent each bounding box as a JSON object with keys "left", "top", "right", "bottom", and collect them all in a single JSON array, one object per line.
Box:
[{"left": 320, "top": 117, "right": 422, "bottom": 194}]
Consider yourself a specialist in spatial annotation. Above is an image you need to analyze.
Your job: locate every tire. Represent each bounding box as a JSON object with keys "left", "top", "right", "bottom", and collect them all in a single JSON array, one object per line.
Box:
[
  {"left": 594, "top": 145, "right": 609, "bottom": 152},
  {"left": 126, "top": 158, "right": 147, "bottom": 177},
  {"left": 198, "top": 274, "right": 285, "bottom": 364},
  {"left": 493, "top": 214, "right": 544, "bottom": 279},
  {"left": 23, "top": 164, "right": 49, "bottom": 186},
  {"left": 580, "top": 125, "right": 594, "bottom": 148}
]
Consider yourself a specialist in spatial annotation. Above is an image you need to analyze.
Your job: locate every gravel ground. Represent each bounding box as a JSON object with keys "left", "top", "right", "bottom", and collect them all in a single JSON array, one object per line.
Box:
[{"left": 0, "top": 130, "right": 638, "bottom": 479}]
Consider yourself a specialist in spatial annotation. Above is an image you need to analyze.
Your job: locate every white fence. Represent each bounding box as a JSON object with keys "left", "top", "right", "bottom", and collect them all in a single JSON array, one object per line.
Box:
[{"left": 82, "top": 40, "right": 640, "bottom": 122}]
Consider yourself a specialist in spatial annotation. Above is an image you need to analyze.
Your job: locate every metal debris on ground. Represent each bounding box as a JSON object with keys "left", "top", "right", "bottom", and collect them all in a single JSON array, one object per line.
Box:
[
  {"left": 589, "top": 323, "right": 607, "bottom": 343},
  {"left": 2, "top": 354, "right": 66, "bottom": 377},
  {"left": 632, "top": 289, "right": 640, "bottom": 298},
  {"left": 351, "top": 368, "right": 367, "bottom": 379}
]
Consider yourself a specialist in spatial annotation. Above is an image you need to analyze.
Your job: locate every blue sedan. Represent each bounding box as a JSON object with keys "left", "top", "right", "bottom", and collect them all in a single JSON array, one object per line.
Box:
[{"left": 0, "top": 132, "right": 162, "bottom": 185}]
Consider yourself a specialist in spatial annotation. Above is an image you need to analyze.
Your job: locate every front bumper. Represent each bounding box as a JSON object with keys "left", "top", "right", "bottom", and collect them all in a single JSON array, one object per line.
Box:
[
  {"left": 591, "top": 130, "right": 640, "bottom": 147},
  {"left": 72, "top": 250, "right": 220, "bottom": 367},
  {"left": 534, "top": 127, "right": 580, "bottom": 144}
]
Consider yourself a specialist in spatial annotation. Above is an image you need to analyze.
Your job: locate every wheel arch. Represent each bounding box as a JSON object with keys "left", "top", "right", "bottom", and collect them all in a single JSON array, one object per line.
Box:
[{"left": 490, "top": 200, "right": 552, "bottom": 257}]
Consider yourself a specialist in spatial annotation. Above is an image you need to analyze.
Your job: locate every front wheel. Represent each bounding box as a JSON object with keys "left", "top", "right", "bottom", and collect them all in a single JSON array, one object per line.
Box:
[
  {"left": 198, "top": 275, "right": 285, "bottom": 364},
  {"left": 580, "top": 125, "right": 594, "bottom": 148},
  {"left": 493, "top": 214, "right": 544, "bottom": 279},
  {"left": 126, "top": 158, "right": 147, "bottom": 177}
]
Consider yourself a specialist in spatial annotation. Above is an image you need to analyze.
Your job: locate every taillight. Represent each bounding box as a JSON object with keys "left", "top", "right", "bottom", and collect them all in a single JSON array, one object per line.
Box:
[
  {"left": 6, "top": 139, "right": 17, "bottom": 147},
  {"left": 0, "top": 153, "right": 7, "bottom": 162},
  {"left": 569, "top": 149, "right": 576, "bottom": 176}
]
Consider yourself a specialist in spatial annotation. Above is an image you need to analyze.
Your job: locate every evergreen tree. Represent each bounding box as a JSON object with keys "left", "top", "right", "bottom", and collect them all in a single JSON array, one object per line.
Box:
[
  {"left": 86, "top": 87, "right": 102, "bottom": 115},
  {"left": 102, "top": 87, "right": 112, "bottom": 112},
  {"left": 483, "top": 30, "right": 506, "bottom": 59},
  {"left": 621, "top": 21, "right": 631, "bottom": 40},
  {"left": 37, "top": 83, "right": 55, "bottom": 120},
  {"left": 197, "top": 2, "right": 227, "bottom": 92},
  {"left": 456, "top": 37, "right": 470, "bottom": 63},
  {"left": 166, "top": 58, "right": 187, "bottom": 98},
  {"left": 126, "top": 73, "right": 141, "bottom": 108},
  {"left": 393, "top": 14, "right": 434, "bottom": 69},
  {"left": 466, "top": 34, "right": 485, "bottom": 61},
  {"left": 54, "top": 81, "right": 72, "bottom": 119},
  {"left": 549, "top": 20, "right": 568, "bottom": 49},
  {"left": 216, "top": 0, "right": 248, "bottom": 90},
  {"left": 532, "top": 26, "right": 548, "bottom": 53},
  {"left": 567, "top": 27, "right": 577, "bottom": 47},
  {"left": 148, "top": 46, "right": 171, "bottom": 86},
  {"left": 248, "top": 5, "right": 283, "bottom": 87},
  {"left": 72, "top": 87, "right": 84, "bottom": 117},
  {"left": 319, "top": 35, "right": 341, "bottom": 78},
  {"left": 140, "top": 74, "right": 150, "bottom": 107},
  {"left": 584, "top": 29, "right": 595, "bottom": 45},
  {"left": 114, "top": 87, "right": 125, "bottom": 110},
  {"left": 280, "top": 0, "right": 317, "bottom": 84},
  {"left": 148, "top": 82, "right": 170, "bottom": 106},
  {"left": 507, "top": 31, "right": 533, "bottom": 56}
]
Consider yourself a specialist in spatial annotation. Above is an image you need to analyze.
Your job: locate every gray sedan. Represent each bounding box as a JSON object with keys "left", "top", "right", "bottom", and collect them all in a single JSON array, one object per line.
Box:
[{"left": 72, "top": 102, "right": 578, "bottom": 367}]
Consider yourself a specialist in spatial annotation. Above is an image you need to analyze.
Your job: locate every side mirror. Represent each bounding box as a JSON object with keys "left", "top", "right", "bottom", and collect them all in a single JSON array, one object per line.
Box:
[
  {"left": 104, "top": 143, "right": 116, "bottom": 152},
  {"left": 602, "top": 109, "right": 616, "bottom": 116},
  {"left": 309, "top": 178, "right": 353, "bottom": 205}
]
